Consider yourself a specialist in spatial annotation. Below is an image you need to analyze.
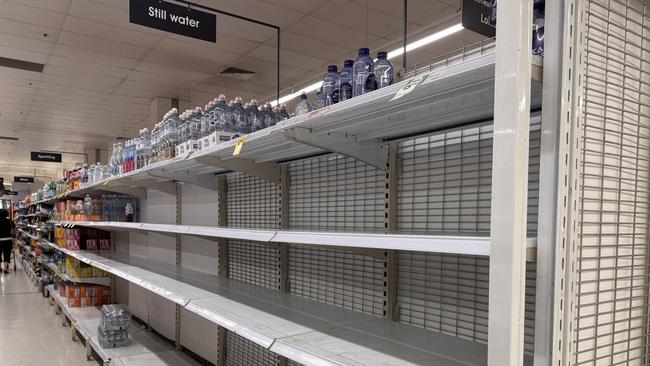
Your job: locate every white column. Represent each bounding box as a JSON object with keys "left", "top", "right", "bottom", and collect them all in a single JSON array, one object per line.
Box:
[{"left": 487, "top": 0, "right": 533, "bottom": 365}]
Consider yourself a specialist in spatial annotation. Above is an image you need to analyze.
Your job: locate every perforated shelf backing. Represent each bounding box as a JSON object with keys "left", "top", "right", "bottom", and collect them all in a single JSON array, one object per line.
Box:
[
  {"left": 229, "top": 239, "right": 280, "bottom": 290},
  {"left": 288, "top": 154, "right": 385, "bottom": 232},
  {"left": 397, "top": 121, "right": 541, "bottom": 237},
  {"left": 397, "top": 252, "right": 537, "bottom": 354},
  {"left": 576, "top": 0, "right": 650, "bottom": 365},
  {"left": 226, "top": 172, "right": 280, "bottom": 230},
  {"left": 289, "top": 245, "right": 386, "bottom": 317},
  {"left": 225, "top": 330, "right": 279, "bottom": 366}
]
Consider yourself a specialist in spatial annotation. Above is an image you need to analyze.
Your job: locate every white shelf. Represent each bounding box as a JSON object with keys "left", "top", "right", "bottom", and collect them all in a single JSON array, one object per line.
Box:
[
  {"left": 47, "top": 285, "right": 199, "bottom": 366},
  {"left": 17, "top": 228, "right": 38, "bottom": 241},
  {"left": 59, "top": 221, "right": 537, "bottom": 259},
  {"left": 40, "top": 240, "right": 524, "bottom": 366},
  {"left": 45, "top": 262, "right": 111, "bottom": 286},
  {"left": 24, "top": 51, "right": 543, "bottom": 205}
]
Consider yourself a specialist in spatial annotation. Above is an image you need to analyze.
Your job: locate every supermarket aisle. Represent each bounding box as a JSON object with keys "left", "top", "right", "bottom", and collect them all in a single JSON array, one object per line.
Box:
[{"left": 0, "top": 268, "right": 94, "bottom": 365}]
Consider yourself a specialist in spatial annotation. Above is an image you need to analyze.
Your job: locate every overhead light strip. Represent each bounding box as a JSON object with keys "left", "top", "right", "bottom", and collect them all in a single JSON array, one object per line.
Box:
[{"left": 271, "top": 23, "right": 464, "bottom": 106}]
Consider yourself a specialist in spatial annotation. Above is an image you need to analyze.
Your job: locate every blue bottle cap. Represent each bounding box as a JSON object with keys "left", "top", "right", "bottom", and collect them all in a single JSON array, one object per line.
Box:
[
  {"left": 327, "top": 65, "right": 338, "bottom": 72},
  {"left": 358, "top": 47, "right": 370, "bottom": 56},
  {"left": 343, "top": 59, "right": 354, "bottom": 67},
  {"left": 377, "top": 51, "right": 388, "bottom": 59}
]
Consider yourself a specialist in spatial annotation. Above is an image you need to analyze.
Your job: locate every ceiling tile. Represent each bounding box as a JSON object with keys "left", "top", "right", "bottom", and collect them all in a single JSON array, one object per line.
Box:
[
  {"left": 47, "top": 55, "right": 131, "bottom": 79},
  {"left": 287, "top": 16, "right": 380, "bottom": 50},
  {"left": 0, "top": 1, "right": 68, "bottom": 29},
  {"left": 57, "top": 31, "right": 149, "bottom": 59},
  {"left": 52, "top": 44, "right": 140, "bottom": 69},
  {"left": 62, "top": 16, "right": 163, "bottom": 48}
]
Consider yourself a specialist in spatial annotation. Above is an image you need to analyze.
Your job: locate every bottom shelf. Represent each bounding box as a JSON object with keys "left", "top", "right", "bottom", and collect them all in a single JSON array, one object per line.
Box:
[{"left": 47, "top": 285, "right": 198, "bottom": 366}]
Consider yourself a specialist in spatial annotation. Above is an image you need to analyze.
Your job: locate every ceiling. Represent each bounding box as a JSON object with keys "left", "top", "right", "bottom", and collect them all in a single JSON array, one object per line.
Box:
[{"left": 0, "top": 0, "right": 485, "bottom": 181}]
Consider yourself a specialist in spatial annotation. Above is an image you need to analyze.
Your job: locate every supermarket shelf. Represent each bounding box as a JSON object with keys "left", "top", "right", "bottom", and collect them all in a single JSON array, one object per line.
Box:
[
  {"left": 25, "top": 51, "right": 542, "bottom": 202},
  {"left": 47, "top": 285, "right": 199, "bottom": 366},
  {"left": 17, "top": 228, "right": 38, "bottom": 241},
  {"left": 45, "top": 262, "right": 111, "bottom": 286},
  {"left": 41, "top": 243, "right": 519, "bottom": 366},
  {"left": 59, "top": 221, "right": 537, "bottom": 259}
]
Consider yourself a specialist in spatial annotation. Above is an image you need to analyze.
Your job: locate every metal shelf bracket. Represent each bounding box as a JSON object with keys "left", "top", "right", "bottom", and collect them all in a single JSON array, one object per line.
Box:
[
  {"left": 193, "top": 155, "right": 281, "bottom": 185},
  {"left": 282, "top": 127, "right": 388, "bottom": 170}
]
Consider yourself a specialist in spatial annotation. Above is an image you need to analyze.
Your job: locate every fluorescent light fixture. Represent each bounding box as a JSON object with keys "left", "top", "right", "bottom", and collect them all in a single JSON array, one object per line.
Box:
[
  {"left": 271, "top": 23, "right": 464, "bottom": 106},
  {"left": 387, "top": 23, "right": 464, "bottom": 59}
]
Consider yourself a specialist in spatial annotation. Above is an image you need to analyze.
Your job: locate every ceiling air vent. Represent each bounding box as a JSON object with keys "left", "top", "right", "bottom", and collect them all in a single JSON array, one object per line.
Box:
[
  {"left": 220, "top": 66, "right": 255, "bottom": 81},
  {"left": 0, "top": 56, "right": 44, "bottom": 72},
  {"left": 0, "top": 136, "right": 18, "bottom": 141}
]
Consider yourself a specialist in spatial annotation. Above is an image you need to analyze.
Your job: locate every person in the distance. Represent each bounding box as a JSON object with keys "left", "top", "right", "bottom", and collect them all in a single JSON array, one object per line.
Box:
[{"left": 0, "top": 209, "right": 15, "bottom": 274}]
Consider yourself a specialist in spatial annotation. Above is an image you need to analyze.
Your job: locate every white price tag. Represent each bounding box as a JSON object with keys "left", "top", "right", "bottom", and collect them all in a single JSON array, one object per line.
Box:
[{"left": 391, "top": 74, "right": 429, "bottom": 101}]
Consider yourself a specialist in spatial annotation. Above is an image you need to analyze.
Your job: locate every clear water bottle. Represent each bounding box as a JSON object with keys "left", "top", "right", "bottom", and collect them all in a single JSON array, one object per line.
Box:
[
  {"left": 213, "top": 94, "right": 230, "bottom": 132},
  {"left": 232, "top": 97, "right": 250, "bottom": 134},
  {"left": 313, "top": 88, "right": 326, "bottom": 110},
  {"left": 322, "top": 65, "right": 340, "bottom": 106},
  {"left": 278, "top": 104, "right": 290, "bottom": 121},
  {"left": 167, "top": 108, "right": 180, "bottom": 148},
  {"left": 262, "top": 102, "right": 278, "bottom": 127},
  {"left": 201, "top": 102, "right": 213, "bottom": 138},
  {"left": 249, "top": 99, "right": 264, "bottom": 131},
  {"left": 191, "top": 107, "right": 203, "bottom": 140},
  {"left": 374, "top": 51, "right": 394, "bottom": 89},
  {"left": 339, "top": 59, "right": 354, "bottom": 102},
  {"left": 294, "top": 92, "right": 312, "bottom": 116},
  {"left": 353, "top": 48, "right": 374, "bottom": 97}
]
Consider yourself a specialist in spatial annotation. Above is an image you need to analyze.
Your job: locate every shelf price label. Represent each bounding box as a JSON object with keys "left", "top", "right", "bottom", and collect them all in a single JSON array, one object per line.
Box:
[
  {"left": 233, "top": 136, "right": 248, "bottom": 156},
  {"left": 391, "top": 74, "right": 429, "bottom": 101}
]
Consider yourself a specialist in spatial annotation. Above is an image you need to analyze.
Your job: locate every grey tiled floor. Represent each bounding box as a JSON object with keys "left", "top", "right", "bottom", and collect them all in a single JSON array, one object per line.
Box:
[{"left": 0, "top": 267, "right": 95, "bottom": 365}]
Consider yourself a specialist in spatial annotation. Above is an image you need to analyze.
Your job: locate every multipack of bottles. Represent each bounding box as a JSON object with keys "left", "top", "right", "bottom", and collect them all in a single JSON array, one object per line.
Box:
[
  {"left": 294, "top": 48, "right": 394, "bottom": 116},
  {"left": 98, "top": 304, "right": 131, "bottom": 348}
]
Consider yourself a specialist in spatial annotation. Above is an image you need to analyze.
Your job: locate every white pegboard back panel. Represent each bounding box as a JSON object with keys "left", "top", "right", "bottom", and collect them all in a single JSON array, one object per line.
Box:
[
  {"left": 576, "top": 0, "right": 650, "bottom": 365},
  {"left": 181, "top": 235, "right": 219, "bottom": 275},
  {"left": 288, "top": 154, "right": 385, "bottom": 232},
  {"left": 180, "top": 308, "right": 219, "bottom": 365},
  {"left": 181, "top": 183, "right": 219, "bottom": 226},
  {"left": 288, "top": 245, "right": 385, "bottom": 317},
  {"left": 144, "top": 188, "right": 177, "bottom": 224},
  {"left": 397, "top": 122, "right": 541, "bottom": 236}
]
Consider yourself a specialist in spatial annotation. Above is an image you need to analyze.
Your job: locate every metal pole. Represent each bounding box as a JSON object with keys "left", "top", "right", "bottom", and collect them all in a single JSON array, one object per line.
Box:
[
  {"left": 402, "top": 0, "right": 407, "bottom": 70},
  {"left": 533, "top": 0, "right": 563, "bottom": 364},
  {"left": 277, "top": 31, "right": 281, "bottom": 103},
  {"left": 487, "top": 0, "right": 532, "bottom": 365}
]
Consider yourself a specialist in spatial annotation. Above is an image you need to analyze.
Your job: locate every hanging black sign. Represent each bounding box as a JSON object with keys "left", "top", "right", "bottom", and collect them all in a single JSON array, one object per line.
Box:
[
  {"left": 129, "top": 0, "right": 217, "bottom": 43},
  {"left": 14, "top": 176, "right": 34, "bottom": 183},
  {"left": 3, "top": 190, "right": 17, "bottom": 196},
  {"left": 462, "top": 0, "right": 496, "bottom": 38},
  {"left": 31, "top": 151, "right": 62, "bottom": 163}
]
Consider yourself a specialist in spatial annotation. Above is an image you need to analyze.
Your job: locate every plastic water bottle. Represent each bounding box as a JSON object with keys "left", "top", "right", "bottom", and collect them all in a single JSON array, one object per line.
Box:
[
  {"left": 232, "top": 97, "right": 250, "bottom": 134},
  {"left": 294, "top": 92, "right": 312, "bottom": 116},
  {"left": 322, "top": 65, "right": 340, "bottom": 106},
  {"left": 213, "top": 95, "right": 230, "bottom": 132},
  {"left": 191, "top": 107, "right": 203, "bottom": 140},
  {"left": 313, "top": 89, "right": 326, "bottom": 110},
  {"left": 249, "top": 100, "right": 264, "bottom": 131},
  {"left": 339, "top": 59, "right": 354, "bottom": 102},
  {"left": 201, "top": 102, "right": 213, "bottom": 138},
  {"left": 374, "top": 51, "right": 394, "bottom": 89},
  {"left": 263, "top": 102, "right": 278, "bottom": 127},
  {"left": 278, "top": 104, "right": 290, "bottom": 121},
  {"left": 353, "top": 48, "right": 374, "bottom": 97}
]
